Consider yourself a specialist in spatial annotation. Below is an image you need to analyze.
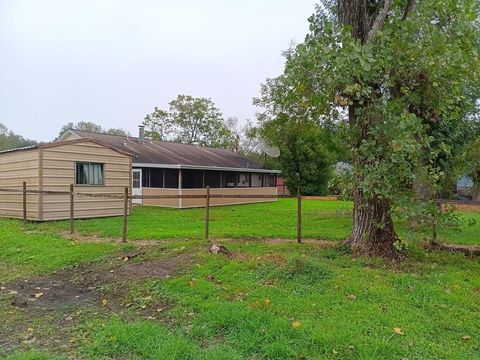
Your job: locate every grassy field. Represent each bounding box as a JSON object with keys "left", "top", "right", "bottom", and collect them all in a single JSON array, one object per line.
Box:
[
  {"left": 38, "top": 199, "right": 480, "bottom": 245},
  {"left": 1, "top": 200, "right": 479, "bottom": 359}
]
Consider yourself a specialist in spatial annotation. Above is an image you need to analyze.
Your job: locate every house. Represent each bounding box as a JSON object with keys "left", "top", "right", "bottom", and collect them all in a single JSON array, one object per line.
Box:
[
  {"left": 57, "top": 127, "right": 281, "bottom": 208},
  {"left": 0, "top": 139, "right": 132, "bottom": 221}
]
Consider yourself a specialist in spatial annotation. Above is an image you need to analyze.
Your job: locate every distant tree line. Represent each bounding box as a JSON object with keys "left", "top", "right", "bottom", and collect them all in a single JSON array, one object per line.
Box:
[{"left": 0, "top": 123, "right": 37, "bottom": 151}]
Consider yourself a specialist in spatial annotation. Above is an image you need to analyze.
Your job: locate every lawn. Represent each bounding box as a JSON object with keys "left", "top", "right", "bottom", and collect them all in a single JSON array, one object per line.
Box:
[
  {"left": 1, "top": 200, "right": 479, "bottom": 359},
  {"left": 40, "top": 198, "right": 480, "bottom": 246}
]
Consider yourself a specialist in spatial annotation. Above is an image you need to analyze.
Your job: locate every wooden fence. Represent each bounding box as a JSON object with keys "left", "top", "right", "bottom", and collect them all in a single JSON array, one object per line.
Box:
[{"left": 1, "top": 183, "right": 304, "bottom": 243}]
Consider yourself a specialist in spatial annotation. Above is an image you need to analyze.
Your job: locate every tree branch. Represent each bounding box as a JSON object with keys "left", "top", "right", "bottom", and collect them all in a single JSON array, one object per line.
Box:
[
  {"left": 365, "top": 0, "right": 394, "bottom": 42},
  {"left": 402, "top": 0, "right": 417, "bottom": 20}
]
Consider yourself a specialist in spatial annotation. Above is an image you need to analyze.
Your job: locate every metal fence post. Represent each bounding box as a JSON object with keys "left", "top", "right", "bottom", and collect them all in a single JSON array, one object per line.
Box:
[
  {"left": 69, "top": 184, "right": 74, "bottom": 234},
  {"left": 122, "top": 186, "right": 129, "bottom": 243},
  {"left": 297, "top": 174, "right": 302, "bottom": 243},
  {"left": 22, "top": 181, "right": 27, "bottom": 222},
  {"left": 205, "top": 186, "right": 210, "bottom": 240}
]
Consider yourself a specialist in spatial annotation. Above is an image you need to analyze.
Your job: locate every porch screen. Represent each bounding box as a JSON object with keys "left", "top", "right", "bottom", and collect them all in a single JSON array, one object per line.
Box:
[
  {"left": 251, "top": 173, "right": 263, "bottom": 187},
  {"left": 75, "top": 162, "right": 104, "bottom": 185},
  {"left": 205, "top": 171, "right": 221, "bottom": 188}
]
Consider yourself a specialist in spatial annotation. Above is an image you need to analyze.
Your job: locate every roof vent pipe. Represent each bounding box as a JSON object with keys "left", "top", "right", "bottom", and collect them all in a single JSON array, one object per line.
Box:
[{"left": 138, "top": 125, "right": 145, "bottom": 141}]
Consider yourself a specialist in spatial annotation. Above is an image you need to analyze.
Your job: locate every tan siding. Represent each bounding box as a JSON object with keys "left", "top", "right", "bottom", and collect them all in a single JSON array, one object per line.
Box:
[
  {"left": 0, "top": 150, "right": 40, "bottom": 220},
  {"left": 142, "top": 188, "right": 180, "bottom": 208},
  {"left": 182, "top": 187, "right": 277, "bottom": 208},
  {"left": 41, "top": 142, "right": 131, "bottom": 220},
  {"left": 141, "top": 187, "right": 277, "bottom": 208}
]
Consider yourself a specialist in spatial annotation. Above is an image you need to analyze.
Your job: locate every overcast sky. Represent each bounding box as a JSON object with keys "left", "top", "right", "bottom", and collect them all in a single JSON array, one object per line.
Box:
[{"left": 0, "top": 0, "right": 316, "bottom": 142}]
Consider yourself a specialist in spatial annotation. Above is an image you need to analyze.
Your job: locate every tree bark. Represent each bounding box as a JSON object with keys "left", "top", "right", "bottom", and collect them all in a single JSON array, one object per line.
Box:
[
  {"left": 339, "top": 0, "right": 400, "bottom": 258},
  {"left": 472, "top": 184, "right": 480, "bottom": 202},
  {"left": 347, "top": 188, "right": 398, "bottom": 258}
]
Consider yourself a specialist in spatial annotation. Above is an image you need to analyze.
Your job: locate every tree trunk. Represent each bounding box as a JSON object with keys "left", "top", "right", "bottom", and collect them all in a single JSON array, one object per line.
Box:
[
  {"left": 346, "top": 187, "right": 399, "bottom": 258},
  {"left": 473, "top": 184, "right": 480, "bottom": 202},
  {"left": 338, "top": 0, "right": 402, "bottom": 258}
]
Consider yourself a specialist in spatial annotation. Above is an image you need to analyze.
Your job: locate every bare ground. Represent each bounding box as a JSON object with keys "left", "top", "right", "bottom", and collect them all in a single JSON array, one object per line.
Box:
[{"left": 0, "top": 251, "right": 194, "bottom": 355}]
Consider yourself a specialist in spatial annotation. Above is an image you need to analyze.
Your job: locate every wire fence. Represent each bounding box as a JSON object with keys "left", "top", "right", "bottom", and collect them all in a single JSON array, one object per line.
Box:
[
  {"left": 1, "top": 183, "right": 478, "bottom": 244},
  {"left": 0, "top": 183, "right": 353, "bottom": 243}
]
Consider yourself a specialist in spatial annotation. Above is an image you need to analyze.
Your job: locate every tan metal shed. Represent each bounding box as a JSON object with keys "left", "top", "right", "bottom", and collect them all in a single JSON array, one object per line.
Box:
[{"left": 0, "top": 139, "right": 132, "bottom": 221}]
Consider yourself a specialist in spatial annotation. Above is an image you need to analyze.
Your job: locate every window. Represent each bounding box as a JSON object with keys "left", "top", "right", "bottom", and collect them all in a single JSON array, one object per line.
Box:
[
  {"left": 222, "top": 172, "right": 237, "bottom": 187},
  {"left": 164, "top": 169, "right": 179, "bottom": 188},
  {"left": 150, "top": 168, "right": 164, "bottom": 188},
  {"left": 182, "top": 170, "right": 204, "bottom": 188},
  {"left": 75, "top": 162, "right": 104, "bottom": 185},
  {"left": 264, "top": 173, "right": 276, "bottom": 187},
  {"left": 238, "top": 172, "right": 250, "bottom": 187},
  {"left": 251, "top": 173, "right": 263, "bottom": 187},
  {"left": 205, "top": 171, "right": 221, "bottom": 188},
  {"left": 132, "top": 170, "right": 141, "bottom": 189}
]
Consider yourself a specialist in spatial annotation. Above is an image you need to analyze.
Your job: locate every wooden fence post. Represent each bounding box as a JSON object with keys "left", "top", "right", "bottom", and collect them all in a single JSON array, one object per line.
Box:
[
  {"left": 297, "top": 174, "right": 302, "bottom": 243},
  {"left": 432, "top": 200, "right": 440, "bottom": 244},
  {"left": 22, "top": 181, "right": 27, "bottom": 223},
  {"left": 69, "top": 184, "right": 75, "bottom": 234},
  {"left": 122, "top": 187, "right": 129, "bottom": 243},
  {"left": 205, "top": 186, "right": 210, "bottom": 240}
]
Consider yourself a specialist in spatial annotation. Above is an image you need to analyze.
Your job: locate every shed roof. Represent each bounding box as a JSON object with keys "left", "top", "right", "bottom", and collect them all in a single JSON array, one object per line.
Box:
[
  {"left": 60, "top": 130, "right": 277, "bottom": 172},
  {"left": 0, "top": 138, "right": 132, "bottom": 157}
]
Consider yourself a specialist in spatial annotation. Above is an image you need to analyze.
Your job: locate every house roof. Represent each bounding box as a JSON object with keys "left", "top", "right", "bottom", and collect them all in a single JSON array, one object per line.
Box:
[{"left": 59, "top": 130, "right": 280, "bottom": 173}]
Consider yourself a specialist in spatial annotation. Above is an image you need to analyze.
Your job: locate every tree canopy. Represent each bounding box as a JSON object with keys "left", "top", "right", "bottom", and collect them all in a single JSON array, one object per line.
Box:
[
  {"left": 256, "top": 0, "right": 480, "bottom": 257},
  {"left": 143, "top": 95, "right": 235, "bottom": 148},
  {"left": 0, "top": 123, "right": 37, "bottom": 151},
  {"left": 58, "top": 121, "right": 130, "bottom": 139}
]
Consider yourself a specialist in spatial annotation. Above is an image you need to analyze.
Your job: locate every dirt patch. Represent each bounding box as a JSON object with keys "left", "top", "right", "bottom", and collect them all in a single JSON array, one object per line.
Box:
[
  {"left": 4, "top": 253, "right": 191, "bottom": 310},
  {"left": 60, "top": 231, "right": 169, "bottom": 246},
  {"left": 0, "top": 252, "right": 193, "bottom": 355},
  {"left": 424, "top": 242, "right": 480, "bottom": 257},
  {"left": 261, "top": 238, "right": 338, "bottom": 248}
]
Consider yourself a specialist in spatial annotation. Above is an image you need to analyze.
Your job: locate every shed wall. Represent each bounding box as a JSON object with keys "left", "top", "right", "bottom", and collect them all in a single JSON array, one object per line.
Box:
[
  {"left": 0, "top": 150, "right": 40, "bottom": 220},
  {"left": 41, "top": 142, "right": 131, "bottom": 220}
]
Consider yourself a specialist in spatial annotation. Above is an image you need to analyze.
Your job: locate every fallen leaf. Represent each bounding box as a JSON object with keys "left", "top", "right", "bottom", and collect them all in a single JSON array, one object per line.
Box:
[
  {"left": 22, "top": 337, "right": 36, "bottom": 345},
  {"left": 292, "top": 321, "right": 301, "bottom": 329},
  {"left": 34, "top": 292, "right": 44, "bottom": 298},
  {"left": 347, "top": 294, "right": 357, "bottom": 301},
  {"left": 461, "top": 335, "right": 472, "bottom": 340},
  {"left": 101, "top": 299, "right": 108, "bottom": 306},
  {"left": 393, "top": 327, "right": 404, "bottom": 335},
  {"left": 188, "top": 280, "right": 194, "bottom": 287},
  {"left": 123, "top": 256, "right": 129, "bottom": 262}
]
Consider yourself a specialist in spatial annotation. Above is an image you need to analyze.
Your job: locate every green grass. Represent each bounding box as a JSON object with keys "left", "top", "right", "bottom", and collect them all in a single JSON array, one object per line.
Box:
[
  {"left": 1, "top": 201, "right": 479, "bottom": 359},
  {"left": 74, "top": 243, "right": 480, "bottom": 359},
  {"left": 40, "top": 199, "right": 479, "bottom": 246},
  {"left": 0, "top": 218, "right": 132, "bottom": 282}
]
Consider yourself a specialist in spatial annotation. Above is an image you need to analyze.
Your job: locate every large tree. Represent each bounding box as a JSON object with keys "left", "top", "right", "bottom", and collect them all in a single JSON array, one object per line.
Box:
[
  {"left": 58, "top": 121, "right": 130, "bottom": 138},
  {"left": 143, "top": 95, "right": 235, "bottom": 148},
  {"left": 257, "top": 0, "right": 480, "bottom": 257}
]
